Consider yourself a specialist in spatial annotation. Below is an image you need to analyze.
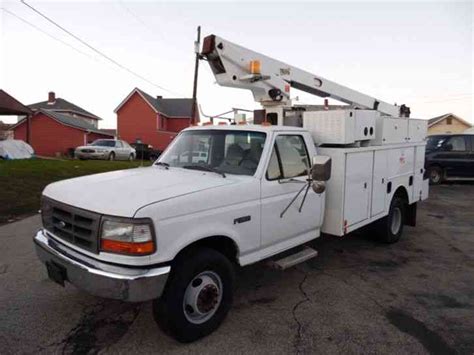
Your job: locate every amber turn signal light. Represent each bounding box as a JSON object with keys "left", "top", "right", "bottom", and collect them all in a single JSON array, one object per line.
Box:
[{"left": 101, "top": 239, "right": 155, "bottom": 256}]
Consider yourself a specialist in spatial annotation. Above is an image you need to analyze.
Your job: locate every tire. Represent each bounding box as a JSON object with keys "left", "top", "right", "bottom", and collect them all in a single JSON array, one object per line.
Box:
[
  {"left": 128, "top": 153, "right": 135, "bottom": 161},
  {"left": 153, "top": 247, "right": 235, "bottom": 343},
  {"left": 374, "top": 196, "right": 405, "bottom": 244},
  {"left": 108, "top": 152, "right": 115, "bottom": 161},
  {"left": 428, "top": 166, "right": 443, "bottom": 185}
]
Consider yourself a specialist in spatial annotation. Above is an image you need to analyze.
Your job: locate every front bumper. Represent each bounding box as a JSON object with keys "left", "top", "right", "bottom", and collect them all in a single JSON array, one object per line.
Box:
[
  {"left": 34, "top": 230, "right": 170, "bottom": 302},
  {"left": 75, "top": 151, "right": 109, "bottom": 159}
]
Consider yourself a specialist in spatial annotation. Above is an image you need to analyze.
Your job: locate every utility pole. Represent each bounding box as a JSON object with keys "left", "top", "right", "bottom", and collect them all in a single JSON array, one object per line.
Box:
[
  {"left": 26, "top": 114, "right": 31, "bottom": 144},
  {"left": 190, "top": 25, "right": 201, "bottom": 126}
]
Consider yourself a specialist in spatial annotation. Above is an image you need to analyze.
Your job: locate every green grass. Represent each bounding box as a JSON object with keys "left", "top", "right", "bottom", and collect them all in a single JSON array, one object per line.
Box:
[{"left": 0, "top": 158, "right": 152, "bottom": 223}]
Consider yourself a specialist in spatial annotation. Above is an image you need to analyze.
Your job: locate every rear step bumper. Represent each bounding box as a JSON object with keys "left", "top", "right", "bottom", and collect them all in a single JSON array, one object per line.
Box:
[{"left": 34, "top": 229, "right": 170, "bottom": 302}]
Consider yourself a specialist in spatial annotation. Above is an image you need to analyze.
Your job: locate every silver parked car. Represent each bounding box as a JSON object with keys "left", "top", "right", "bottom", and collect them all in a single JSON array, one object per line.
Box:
[{"left": 75, "top": 139, "right": 136, "bottom": 161}]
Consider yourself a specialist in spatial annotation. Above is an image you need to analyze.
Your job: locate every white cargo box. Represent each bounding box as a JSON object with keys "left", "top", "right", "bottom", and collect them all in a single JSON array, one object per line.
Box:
[
  {"left": 318, "top": 142, "right": 428, "bottom": 236},
  {"left": 408, "top": 119, "right": 428, "bottom": 143},
  {"left": 373, "top": 117, "right": 408, "bottom": 145},
  {"left": 303, "top": 110, "right": 378, "bottom": 145},
  {"left": 372, "top": 117, "right": 427, "bottom": 145}
]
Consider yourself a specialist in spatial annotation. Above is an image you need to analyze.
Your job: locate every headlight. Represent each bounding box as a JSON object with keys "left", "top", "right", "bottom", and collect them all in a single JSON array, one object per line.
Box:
[{"left": 100, "top": 217, "right": 155, "bottom": 256}]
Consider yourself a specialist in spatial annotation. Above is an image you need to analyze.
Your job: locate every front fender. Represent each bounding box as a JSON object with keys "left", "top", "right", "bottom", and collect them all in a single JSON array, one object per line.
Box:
[{"left": 135, "top": 179, "right": 261, "bottom": 265}]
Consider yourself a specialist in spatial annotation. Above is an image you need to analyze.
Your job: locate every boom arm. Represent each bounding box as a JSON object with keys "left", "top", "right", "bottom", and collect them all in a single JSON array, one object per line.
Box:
[{"left": 201, "top": 34, "right": 410, "bottom": 117}]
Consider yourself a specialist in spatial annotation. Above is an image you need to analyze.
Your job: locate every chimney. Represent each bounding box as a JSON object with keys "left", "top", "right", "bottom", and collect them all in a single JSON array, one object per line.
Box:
[
  {"left": 48, "top": 91, "right": 56, "bottom": 104},
  {"left": 156, "top": 95, "right": 163, "bottom": 99}
]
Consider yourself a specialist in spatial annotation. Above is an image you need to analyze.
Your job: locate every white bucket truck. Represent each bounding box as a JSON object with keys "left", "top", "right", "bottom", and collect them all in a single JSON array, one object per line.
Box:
[{"left": 34, "top": 34, "right": 428, "bottom": 342}]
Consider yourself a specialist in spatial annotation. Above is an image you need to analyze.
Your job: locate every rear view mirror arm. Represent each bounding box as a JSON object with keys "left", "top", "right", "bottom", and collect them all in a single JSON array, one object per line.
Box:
[{"left": 280, "top": 182, "right": 309, "bottom": 218}]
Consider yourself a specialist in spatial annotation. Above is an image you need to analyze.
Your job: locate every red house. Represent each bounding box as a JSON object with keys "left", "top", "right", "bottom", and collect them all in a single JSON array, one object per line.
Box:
[
  {"left": 12, "top": 92, "right": 113, "bottom": 157},
  {"left": 115, "top": 88, "right": 199, "bottom": 151}
]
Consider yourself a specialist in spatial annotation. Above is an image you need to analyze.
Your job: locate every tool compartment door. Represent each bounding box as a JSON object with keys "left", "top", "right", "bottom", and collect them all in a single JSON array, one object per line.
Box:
[
  {"left": 414, "top": 145, "right": 427, "bottom": 201},
  {"left": 371, "top": 150, "right": 387, "bottom": 217},
  {"left": 344, "top": 151, "right": 373, "bottom": 226}
]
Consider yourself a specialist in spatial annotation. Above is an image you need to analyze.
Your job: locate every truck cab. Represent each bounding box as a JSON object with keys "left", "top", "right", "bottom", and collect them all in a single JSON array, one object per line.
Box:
[{"left": 35, "top": 125, "right": 332, "bottom": 342}]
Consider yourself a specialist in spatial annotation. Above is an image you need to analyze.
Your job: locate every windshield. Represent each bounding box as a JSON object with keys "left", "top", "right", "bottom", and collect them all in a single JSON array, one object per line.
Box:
[
  {"left": 426, "top": 136, "right": 446, "bottom": 150},
  {"left": 158, "top": 130, "right": 266, "bottom": 176},
  {"left": 91, "top": 140, "right": 115, "bottom": 147}
]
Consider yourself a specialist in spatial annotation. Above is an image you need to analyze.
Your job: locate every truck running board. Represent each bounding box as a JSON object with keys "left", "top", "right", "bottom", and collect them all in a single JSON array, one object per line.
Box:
[{"left": 269, "top": 246, "right": 318, "bottom": 270}]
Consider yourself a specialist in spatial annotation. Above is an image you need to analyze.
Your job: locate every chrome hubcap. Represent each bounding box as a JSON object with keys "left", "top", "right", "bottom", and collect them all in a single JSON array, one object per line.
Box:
[
  {"left": 391, "top": 207, "right": 402, "bottom": 235},
  {"left": 430, "top": 170, "right": 440, "bottom": 183},
  {"left": 183, "top": 271, "right": 222, "bottom": 324}
]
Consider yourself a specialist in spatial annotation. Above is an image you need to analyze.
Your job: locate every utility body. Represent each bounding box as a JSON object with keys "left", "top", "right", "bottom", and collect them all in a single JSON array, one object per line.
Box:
[{"left": 34, "top": 34, "right": 429, "bottom": 342}]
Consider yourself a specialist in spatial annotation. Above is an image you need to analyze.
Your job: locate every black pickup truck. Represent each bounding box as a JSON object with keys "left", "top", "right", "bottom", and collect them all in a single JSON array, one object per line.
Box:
[
  {"left": 130, "top": 143, "right": 161, "bottom": 161},
  {"left": 425, "top": 134, "right": 474, "bottom": 184}
]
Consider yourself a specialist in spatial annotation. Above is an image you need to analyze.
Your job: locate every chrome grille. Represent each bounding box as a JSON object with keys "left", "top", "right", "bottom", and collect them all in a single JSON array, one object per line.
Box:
[{"left": 41, "top": 197, "right": 100, "bottom": 253}]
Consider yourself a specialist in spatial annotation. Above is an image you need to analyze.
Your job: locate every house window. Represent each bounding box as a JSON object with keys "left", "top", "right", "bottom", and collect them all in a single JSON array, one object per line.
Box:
[
  {"left": 446, "top": 117, "right": 452, "bottom": 125},
  {"left": 157, "top": 115, "right": 165, "bottom": 130}
]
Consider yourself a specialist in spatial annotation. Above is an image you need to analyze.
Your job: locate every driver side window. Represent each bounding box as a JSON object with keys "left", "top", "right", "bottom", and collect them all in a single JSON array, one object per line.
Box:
[
  {"left": 446, "top": 136, "right": 466, "bottom": 152},
  {"left": 266, "top": 135, "right": 310, "bottom": 180}
]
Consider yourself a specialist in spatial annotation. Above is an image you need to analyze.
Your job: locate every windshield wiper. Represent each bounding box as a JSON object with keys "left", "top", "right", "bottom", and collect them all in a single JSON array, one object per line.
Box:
[
  {"left": 182, "top": 164, "right": 226, "bottom": 178},
  {"left": 155, "top": 161, "right": 170, "bottom": 169}
]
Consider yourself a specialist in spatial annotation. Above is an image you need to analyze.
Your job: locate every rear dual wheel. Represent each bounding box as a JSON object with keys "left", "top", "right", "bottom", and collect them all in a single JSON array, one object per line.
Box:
[
  {"left": 374, "top": 196, "right": 405, "bottom": 244},
  {"left": 153, "top": 248, "right": 234, "bottom": 343}
]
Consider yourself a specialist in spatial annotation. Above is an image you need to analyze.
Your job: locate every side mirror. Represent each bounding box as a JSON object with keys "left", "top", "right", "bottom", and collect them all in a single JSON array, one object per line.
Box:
[
  {"left": 310, "top": 156, "right": 331, "bottom": 194},
  {"left": 311, "top": 156, "right": 331, "bottom": 181}
]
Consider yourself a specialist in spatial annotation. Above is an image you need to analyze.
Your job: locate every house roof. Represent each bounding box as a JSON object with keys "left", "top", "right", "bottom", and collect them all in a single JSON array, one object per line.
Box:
[
  {"left": 11, "top": 109, "right": 113, "bottom": 136},
  {"left": 28, "top": 98, "right": 102, "bottom": 120},
  {"left": 99, "top": 128, "right": 117, "bottom": 136},
  {"left": 114, "top": 88, "right": 196, "bottom": 118},
  {"left": 428, "top": 113, "right": 472, "bottom": 128},
  {"left": 0, "top": 121, "right": 13, "bottom": 130},
  {"left": 0, "top": 90, "right": 32, "bottom": 115}
]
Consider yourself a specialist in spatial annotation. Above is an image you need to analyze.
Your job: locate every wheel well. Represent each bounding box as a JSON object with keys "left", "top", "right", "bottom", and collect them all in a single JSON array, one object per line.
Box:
[
  {"left": 427, "top": 163, "right": 442, "bottom": 171},
  {"left": 393, "top": 186, "right": 418, "bottom": 226},
  {"left": 394, "top": 186, "right": 409, "bottom": 204},
  {"left": 177, "top": 236, "right": 239, "bottom": 264}
]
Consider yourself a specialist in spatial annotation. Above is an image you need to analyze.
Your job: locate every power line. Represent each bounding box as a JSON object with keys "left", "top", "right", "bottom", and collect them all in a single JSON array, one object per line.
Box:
[
  {"left": 20, "top": 0, "right": 182, "bottom": 96},
  {"left": 117, "top": 1, "right": 175, "bottom": 57},
  {"left": 1, "top": 7, "right": 97, "bottom": 60},
  {"left": 118, "top": 0, "right": 165, "bottom": 41}
]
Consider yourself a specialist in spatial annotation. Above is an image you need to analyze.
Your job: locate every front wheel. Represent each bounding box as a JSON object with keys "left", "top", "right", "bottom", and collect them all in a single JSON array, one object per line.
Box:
[
  {"left": 128, "top": 153, "right": 135, "bottom": 161},
  {"left": 153, "top": 248, "right": 235, "bottom": 343},
  {"left": 108, "top": 152, "right": 115, "bottom": 161},
  {"left": 428, "top": 166, "right": 443, "bottom": 185},
  {"left": 374, "top": 196, "right": 405, "bottom": 244}
]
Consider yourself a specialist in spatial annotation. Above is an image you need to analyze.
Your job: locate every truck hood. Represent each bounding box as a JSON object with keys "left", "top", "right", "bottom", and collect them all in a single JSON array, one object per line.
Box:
[{"left": 43, "top": 166, "right": 236, "bottom": 217}]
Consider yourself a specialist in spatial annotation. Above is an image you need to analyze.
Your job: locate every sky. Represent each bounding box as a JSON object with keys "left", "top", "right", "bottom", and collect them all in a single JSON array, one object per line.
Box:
[{"left": 0, "top": 0, "right": 472, "bottom": 128}]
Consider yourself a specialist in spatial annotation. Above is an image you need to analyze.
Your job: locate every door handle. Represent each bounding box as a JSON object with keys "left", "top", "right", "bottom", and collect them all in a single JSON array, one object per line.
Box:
[{"left": 364, "top": 182, "right": 368, "bottom": 189}]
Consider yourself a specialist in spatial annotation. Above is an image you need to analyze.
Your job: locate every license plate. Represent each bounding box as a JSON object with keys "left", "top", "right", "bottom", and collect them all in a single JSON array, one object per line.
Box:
[{"left": 46, "top": 261, "right": 67, "bottom": 286}]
